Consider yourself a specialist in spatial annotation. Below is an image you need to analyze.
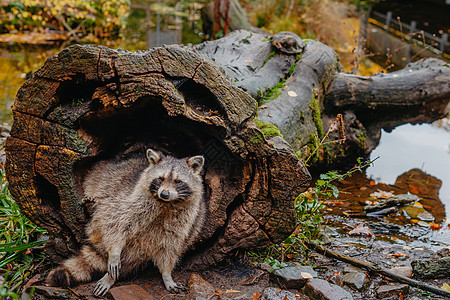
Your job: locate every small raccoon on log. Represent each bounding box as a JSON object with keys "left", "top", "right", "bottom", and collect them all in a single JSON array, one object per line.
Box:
[{"left": 47, "top": 149, "right": 205, "bottom": 296}]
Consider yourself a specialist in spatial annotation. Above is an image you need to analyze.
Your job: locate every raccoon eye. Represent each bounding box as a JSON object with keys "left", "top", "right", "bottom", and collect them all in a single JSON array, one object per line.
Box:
[
  {"left": 158, "top": 177, "right": 164, "bottom": 181},
  {"left": 174, "top": 179, "right": 182, "bottom": 184}
]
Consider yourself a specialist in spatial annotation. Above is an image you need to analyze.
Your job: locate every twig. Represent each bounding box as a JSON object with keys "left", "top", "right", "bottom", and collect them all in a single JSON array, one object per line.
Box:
[{"left": 306, "top": 242, "right": 450, "bottom": 298}]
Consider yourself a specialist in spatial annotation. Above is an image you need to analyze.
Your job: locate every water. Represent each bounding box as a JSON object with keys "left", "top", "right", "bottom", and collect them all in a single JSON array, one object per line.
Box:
[{"left": 367, "top": 119, "right": 450, "bottom": 222}]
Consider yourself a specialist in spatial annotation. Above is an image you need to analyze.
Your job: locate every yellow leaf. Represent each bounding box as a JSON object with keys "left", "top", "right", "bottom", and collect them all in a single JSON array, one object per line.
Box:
[{"left": 441, "top": 283, "right": 450, "bottom": 291}]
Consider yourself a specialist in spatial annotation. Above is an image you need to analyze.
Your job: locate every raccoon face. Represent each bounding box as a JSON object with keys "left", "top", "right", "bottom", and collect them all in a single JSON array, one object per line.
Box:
[
  {"left": 149, "top": 176, "right": 192, "bottom": 202},
  {"left": 146, "top": 149, "right": 204, "bottom": 203}
]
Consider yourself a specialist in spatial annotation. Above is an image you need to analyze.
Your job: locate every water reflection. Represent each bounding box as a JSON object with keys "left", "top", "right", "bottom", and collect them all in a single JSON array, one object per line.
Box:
[{"left": 367, "top": 119, "right": 450, "bottom": 222}]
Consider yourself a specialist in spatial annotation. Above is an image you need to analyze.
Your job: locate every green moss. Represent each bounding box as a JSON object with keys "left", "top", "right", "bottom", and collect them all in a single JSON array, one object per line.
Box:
[
  {"left": 251, "top": 131, "right": 264, "bottom": 144},
  {"left": 357, "top": 133, "right": 367, "bottom": 149},
  {"left": 261, "top": 51, "right": 276, "bottom": 68},
  {"left": 309, "top": 94, "right": 324, "bottom": 138},
  {"left": 253, "top": 118, "right": 283, "bottom": 139}
]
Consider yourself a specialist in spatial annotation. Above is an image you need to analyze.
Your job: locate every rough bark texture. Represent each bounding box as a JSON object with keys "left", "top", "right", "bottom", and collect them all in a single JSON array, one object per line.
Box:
[
  {"left": 5, "top": 44, "right": 311, "bottom": 267},
  {"left": 5, "top": 29, "right": 450, "bottom": 268},
  {"left": 195, "top": 30, "right": 450, "bottom": 169}
]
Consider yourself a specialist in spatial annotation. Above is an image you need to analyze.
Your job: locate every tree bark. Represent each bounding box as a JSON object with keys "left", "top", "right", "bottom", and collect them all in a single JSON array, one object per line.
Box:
[
  {"left": 195, "top": 30, "right": 450, "bottom": 169},
  {"left": 5, "top": 29, "right": 450, "bottom": 268},
  {"left": 5, "top": 44, "right": 311, "bottom": 268}
]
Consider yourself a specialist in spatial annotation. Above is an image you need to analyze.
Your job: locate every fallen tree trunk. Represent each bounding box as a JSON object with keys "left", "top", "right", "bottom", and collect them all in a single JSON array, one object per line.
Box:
[
  {"left": 195, "top": 30, "right": 450, "bottom": 168},
  {"left": 5, "top": 30, "right": 450, "bottom": 267},
  {"left": 5, "top": 44, "right": 311, "bottom": 267}
]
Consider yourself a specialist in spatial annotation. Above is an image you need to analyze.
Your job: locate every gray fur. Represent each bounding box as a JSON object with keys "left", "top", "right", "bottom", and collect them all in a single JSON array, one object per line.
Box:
[{"left": 47, "top": 149, "right": 205, "bottom": 296}]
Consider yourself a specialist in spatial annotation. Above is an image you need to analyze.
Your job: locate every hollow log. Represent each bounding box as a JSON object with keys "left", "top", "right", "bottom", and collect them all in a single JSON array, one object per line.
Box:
[
  {"left": 5, "top": 29, "right": 450, "bottom": 268},
  {"left": 5, "top": 43, "right": 311, "bottom": 268}
]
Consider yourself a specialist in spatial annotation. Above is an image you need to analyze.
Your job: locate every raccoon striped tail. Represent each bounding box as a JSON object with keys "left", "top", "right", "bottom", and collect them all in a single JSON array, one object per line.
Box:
[{"left": 47, "top": 245, "right": 107, "bottom": 287}]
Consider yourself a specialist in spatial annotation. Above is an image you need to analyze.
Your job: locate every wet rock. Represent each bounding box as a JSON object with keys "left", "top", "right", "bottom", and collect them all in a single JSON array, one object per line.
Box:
[
  {"left": 33, "top": 286, "right": 72, "bottom": 299},
  {"left": 431, "top": 246, "right": 450, "bottom": 259},
  {"left": 366, "top": 222, "right": 402, "bottom": 234},
  {"left": 400, "top": 205, "right": 435, "bottom": 222},
  {"left": 303, "top": 279, "right": 353, "bottom": 300},
  {"left": 411, "top": 257, "right": 450, "bottom": 278},
  {"left": 364, "top": 194, "right": 419, "bottom": 212},
  {"left": 342, "top": 272, "right": 371, "bottom": 291},
  {"left": 187, "top": 273, "right": 215, "bottom": 298},
  {"left": 109, "top": 284, "right": 155, "bottom": 300},
  {"left": 261, "top": 287, "right": 298, "bottom": 300},
  {"left": 376, "top": 284, "right": 409, "bottom": 299},
  {"left": 343, "top": 266, "right": 362, "bottom": 274},
  {"left": 388, "top": 266, "right": 413, "bottom": 278},
  {"left": 271, "top": 264, "right": 317, "bottom": 289},
  {"left": 365, "top": 206, "right": 397, "bottom": 217}
]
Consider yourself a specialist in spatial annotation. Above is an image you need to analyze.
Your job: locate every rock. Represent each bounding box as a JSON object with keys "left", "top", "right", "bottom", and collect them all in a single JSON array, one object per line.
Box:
[
  {"left": 343, "top": 266, "right": 362, "bottom": 274},
  {"left": 33, "top": 286, "right": 72, "bottom": 299},
  {"left": 431, "top": 246, "right": 450, "bottom": 259},
  {"left": 303, "top": 279, "right": 353, "bottom": 300},
  {"left": 271, "top": 264, "right": 317, "bottom": 289},
  {"left": 187, "top": 273, "right": 215, "bottom": 298},
  {"left": 341, "top": 272, "right": 371, "bottom": 291},
  {"left": 364, "top": 194, "right": 419, "bottom": 212},
  {"left": 388, "top": 266, "right": 413, "bottom": 278},
  {"left": 109, "top": 284, "right": 155, "bottom": 300},
  {"left": 400, "top": 205, "right": 435, "bottom": 222},
  {"left": 261, "top": 287, "right": 299, "bottom": 300},
  {"left": 376, "top": 284, "right": 409, "bottom": 299},
  {"left": 411, "top": 257, "right": 450, "bottom": 278}
]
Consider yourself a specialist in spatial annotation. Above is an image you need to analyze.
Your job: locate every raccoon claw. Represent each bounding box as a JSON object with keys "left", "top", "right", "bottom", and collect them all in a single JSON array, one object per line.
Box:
[
  {"left": 166, "top": 282, "right": 186, "bottom": 294},
  {"left": 108, "top": 260, "right": 121, "bottom": 280},
  {"left": 93, "top": 274, "right": 115, "bottom": 297}
]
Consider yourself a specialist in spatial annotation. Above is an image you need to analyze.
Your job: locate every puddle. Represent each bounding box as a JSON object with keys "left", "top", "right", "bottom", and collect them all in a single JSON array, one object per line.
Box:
[{"left": 367, "top": 119, "right": 450, "bottom": 223}]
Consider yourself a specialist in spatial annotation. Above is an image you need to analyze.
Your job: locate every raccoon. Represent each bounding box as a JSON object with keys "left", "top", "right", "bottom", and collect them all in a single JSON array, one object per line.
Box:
[{"left": 46, "top": 149, "right": 205, "bottom": 296}]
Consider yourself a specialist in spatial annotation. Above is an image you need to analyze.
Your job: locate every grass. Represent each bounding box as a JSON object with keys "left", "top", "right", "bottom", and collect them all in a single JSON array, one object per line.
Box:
[{"left": 0, "top": 168, "right": 47, "bottom": 299}]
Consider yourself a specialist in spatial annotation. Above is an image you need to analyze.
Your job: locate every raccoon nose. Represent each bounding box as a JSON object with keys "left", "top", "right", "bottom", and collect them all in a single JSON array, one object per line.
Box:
[{"left": 159, "top": 190, "right": 170, "bottom": 200}]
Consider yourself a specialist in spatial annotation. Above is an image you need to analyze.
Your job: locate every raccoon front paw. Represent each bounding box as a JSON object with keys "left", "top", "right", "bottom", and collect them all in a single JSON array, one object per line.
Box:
[
  {"left": 108, "top": 257, "right": 121, "bottom": 280},
  {"left": 93, "top": 273, "right": 116, "bottom": 297},
  {"left": 166, "top": 282, "right": 186, "bottom": 294}
]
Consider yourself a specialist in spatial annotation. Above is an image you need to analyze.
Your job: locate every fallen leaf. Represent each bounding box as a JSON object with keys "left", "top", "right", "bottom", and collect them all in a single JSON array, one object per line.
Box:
[
  {"left": 388, "top": 253, "right": 409, "bottom": 258},
  {"left": 348, "top": 224, "right": 374, "bottom": 237},
  {"left": 287, "top": 91, "right": 297, "bottom": 97},
  {"left": 430, "top": 223, "right": 442, "bottom": 230},
  {"left": 326, "top": 201, "right": 343, "bottom": 206},
  {"left": 259, "top": 104, "right": 269, "bottom": 109},
  {"left": 225, "top": 289, "right": 241, "bottom": 293},
  {"left": 369, "top": 180, "right": 376, "bottom": 186},
  {"left": 252, "top": 292, "right": 261, "bottom": 300},
  {"left": 300, "top": 272, "right": 313, "bottom": 279},
  {"left": 408, "top": 184, "right": 421, "bottom": 194},
  {"left": 144, "top": 282, "right": 155, "bottom": 287},
  {"left": 441, "top": 283, "right": 450, "bottom": 291},
  {"left": 370, "top": 190, "right": 395, "bottom": 199},
  {"left": 413, "top": 202, "right": 423, "bottom": 207}
]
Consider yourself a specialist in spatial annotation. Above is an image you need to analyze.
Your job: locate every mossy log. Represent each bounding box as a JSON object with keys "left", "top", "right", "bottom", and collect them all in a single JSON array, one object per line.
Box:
[
  {"left": 5, "top": 43, "right": 311, "bottom": 268},
  {"left": 5, "top": 29, "right": 450, "bottom": 268},
  {"left": 195, "top": 30, "right": 450, "bottom": 168}
]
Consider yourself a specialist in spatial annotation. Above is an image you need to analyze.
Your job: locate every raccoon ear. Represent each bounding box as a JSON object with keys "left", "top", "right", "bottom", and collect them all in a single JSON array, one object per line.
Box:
[
  {"left": 146, "top": 149, "right": 161, "bottom": 165},
  {"left": 187, "top": 155, "right": 204, "bottom": 174}
]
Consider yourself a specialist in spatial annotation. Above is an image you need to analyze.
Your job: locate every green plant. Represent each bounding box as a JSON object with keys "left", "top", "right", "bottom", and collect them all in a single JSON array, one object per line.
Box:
[
  {"left": 0, "top": 169, "right": 47, "bottom": 297},
  {"left": 250, "top": 158, "right": 375, "bottom": 265}
]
